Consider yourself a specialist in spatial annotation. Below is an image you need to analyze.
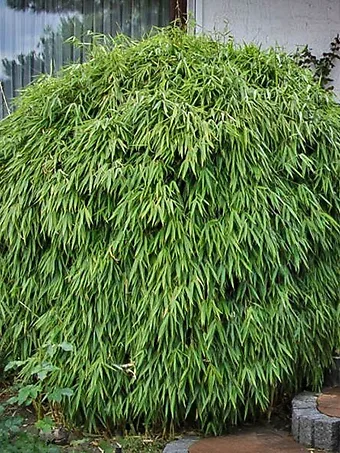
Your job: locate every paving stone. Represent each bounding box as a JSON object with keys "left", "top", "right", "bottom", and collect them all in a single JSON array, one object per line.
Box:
[
  {"left": 292, "top": 408, "right": 303, "bottom": 441},
  {"left": 292, "top": 392, "right": 316, "bottom": 403},
  {"left": 298, "top": 413, "right": 315, "bottom": 447},
  {"left": 292, "top": 393, "right": 319, "bottom": 444},
  {"left": 163, "top": 437, "right": 199, "bottom": 453},
  {"left": 314, "top": 414, "right": 340, "bottom": 451},
  {"left": 292, "top": 388, "right": 340, "bottom": 451},
  {"left": 292, "top": 393, "right": 317, "bottom": 410}
]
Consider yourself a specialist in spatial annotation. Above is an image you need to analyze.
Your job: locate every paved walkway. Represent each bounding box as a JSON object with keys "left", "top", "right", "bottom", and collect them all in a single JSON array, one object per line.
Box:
[
  {"left": 164, "top": 381, "right": 340, "bottom": 452},
  {"left": 165, "top": 387, "right": 340, "bottom": 453},
  {"left": 189, "top": 427, "right": 318, "bottom": 453}
]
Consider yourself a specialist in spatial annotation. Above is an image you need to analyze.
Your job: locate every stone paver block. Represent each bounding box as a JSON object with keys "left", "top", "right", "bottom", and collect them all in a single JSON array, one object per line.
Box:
[
  {"left": 291, "top": 408, "right": 303, "bottom": 440},
  {"left": 163, "top": 437, "right": 199, "bottom": 453},
  {"left": 292, "top": 392, "right": 317, "bottom": 410},
  {"left": 314, "top": 415, "right": 340, "bottom": 451},
  {"left": 292, "top": 389, "right": 340, "bottom": 451},
  {"left": 298, "top": 413, "right": 315, "bottom": 446}
]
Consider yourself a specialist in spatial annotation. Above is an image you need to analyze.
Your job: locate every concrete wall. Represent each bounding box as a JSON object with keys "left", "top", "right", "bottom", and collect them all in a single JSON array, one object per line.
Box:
[{"left": 189, "top": 0, "right": 340, "bottom": 96}]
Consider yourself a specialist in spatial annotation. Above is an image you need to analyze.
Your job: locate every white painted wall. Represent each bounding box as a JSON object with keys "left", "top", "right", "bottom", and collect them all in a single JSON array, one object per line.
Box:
[{"left": 189, "top": 0, "right": 340, "bottom": 96}]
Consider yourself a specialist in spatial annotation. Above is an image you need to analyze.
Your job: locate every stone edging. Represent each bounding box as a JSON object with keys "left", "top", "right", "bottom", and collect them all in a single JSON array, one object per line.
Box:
[
  {"left": 163, "top": 436, "right": 200, "bottom": 453},
  {"left": 292, "top": 391, "right": 340, "bottom": 451}
]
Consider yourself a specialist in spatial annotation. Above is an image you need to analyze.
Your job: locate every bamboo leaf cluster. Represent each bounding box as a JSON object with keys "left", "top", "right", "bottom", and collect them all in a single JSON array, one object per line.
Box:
[{"left": 0, "top": 28, "right": 339, "bottom": 433}]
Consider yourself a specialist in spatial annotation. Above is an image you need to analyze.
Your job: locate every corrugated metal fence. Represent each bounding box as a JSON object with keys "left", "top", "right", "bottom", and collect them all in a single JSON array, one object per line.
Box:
[{"left": 0, "top": 0, "right": 170, "bottom": 119}]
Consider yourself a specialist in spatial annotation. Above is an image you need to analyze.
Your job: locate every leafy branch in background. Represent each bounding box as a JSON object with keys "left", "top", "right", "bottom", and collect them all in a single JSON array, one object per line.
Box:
[{"left": 295, "top": 34, "right": 340, "bottom": 90}]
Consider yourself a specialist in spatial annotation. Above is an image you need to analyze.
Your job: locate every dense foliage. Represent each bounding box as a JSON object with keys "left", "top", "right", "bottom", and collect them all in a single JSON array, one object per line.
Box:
[{"left": 0, "top": 28, "right": 339, "bottom": 433}]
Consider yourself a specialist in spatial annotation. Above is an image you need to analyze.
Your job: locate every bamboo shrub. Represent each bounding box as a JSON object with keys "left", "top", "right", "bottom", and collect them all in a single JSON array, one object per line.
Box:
[{"left": 0, "top": 28, "right": 339, "bottom": 433}]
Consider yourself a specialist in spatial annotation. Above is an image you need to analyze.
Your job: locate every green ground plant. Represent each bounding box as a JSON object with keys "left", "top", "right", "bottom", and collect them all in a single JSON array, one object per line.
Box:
[
  {"left": 0, "top": 405, "right": 60, "bottom": 453},
  {"left": 0, "top": 28, "right": 339, "bottom": 434},
  {"left": 0, "top": 402, "right": 165, "bottom": 452}
]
